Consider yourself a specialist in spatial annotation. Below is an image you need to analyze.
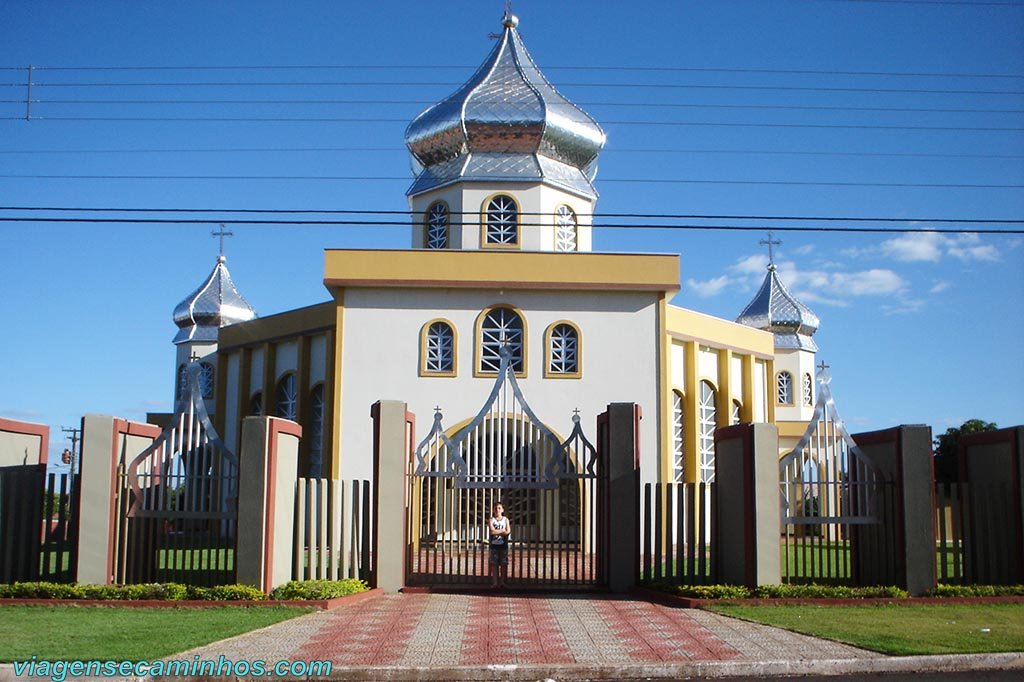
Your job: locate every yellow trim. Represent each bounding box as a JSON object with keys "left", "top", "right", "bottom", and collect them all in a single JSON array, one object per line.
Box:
[
  {"left": 666, "top": 305, "right": 774, "bottom": 358},
  {"left": 473, "top": 304, "right": 529, "bottom": 379},
  {"left": 323, "top": 249, "right": 680, "bottom": 292},
  {"left": 423, "top": 199, "right": 451, "bottom": 250},
  {"left": 777, "top": 420, "right": 810, "bottom": 438},
  {"left": 740, "top": 354, "right": 755, "bottom": 424},
  {"left": 553, "top": 204, "right": 579, "bottom": 252},
  {"left": 419, "top": 318, "right": 458, "bottom": 378},
  {"left": 657, "top": 295, "right": 671, "bottom": 483},
  {"left": 330, "top": 291, "right": 345, "bottom": 480},
  {"left": 542, "top": 320, "right": 582, "bottom": 380},
  {"left": 765, "top": 359, "right": 777, "bottom": 424},
  {"left": 219, "top": 301, "right": 335, "bottom": 351},
  {"left": 775, "top": 370, "right": 795, "bottom": 406},
  {"left": 682, "top": 340, "right": 699, "bottom": 483},
  {"left": 479, "top": 192, "right": 521, "bottom": 250},
  {"left": 717, "top": 348, "right": 734, "bottom": 427}
]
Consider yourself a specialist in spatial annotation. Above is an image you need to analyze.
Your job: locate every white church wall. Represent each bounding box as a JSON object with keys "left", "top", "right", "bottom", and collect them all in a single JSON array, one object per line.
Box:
[
  {"left": 337, "top": 287, "right": 661, "bottom": 483},
  {"left": 698, "top": 345, "right": 719, "bottom": 387},
  {"left": 754, "top": 360, "right": 767, "bottom": 422},
  {"left": 774, "top": 347, "right": 818, "bottom": 423},
  {"left": 249, "top": 347, "right": 264, "bottom": 398},
  {"left": 310, "top": 334, "right": 328, "bottom": 386},
  {"left": 670, "top": 341, "right": 686, "bottom": 391},
  {"left": 274, "top": 340, "right": 299, "bottom": 378},
  {"left": 731, "top": 355, "right": 743, "bottom": 400},
  {"left": 223, "top": 352, "right": 241, "bottom": 451}
]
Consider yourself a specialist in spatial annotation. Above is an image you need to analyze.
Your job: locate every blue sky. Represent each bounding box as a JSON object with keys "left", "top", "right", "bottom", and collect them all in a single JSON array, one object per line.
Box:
[{"left": 1, "top": 0, "right": 1021, "bottom": 464}]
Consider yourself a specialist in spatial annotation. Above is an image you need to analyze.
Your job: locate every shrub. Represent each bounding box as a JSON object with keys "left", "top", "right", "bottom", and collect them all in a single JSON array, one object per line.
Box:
[
  {"left": 270, "top": 579, "right": 369, "bottom": 600},
  {"left": 930, "top": 584, "right": 1024, "bottom": 598},
  {"left": 186, "top": 584, "right": 267, "bottom": 601},
  {"left": 646, "top": 583, "right": 909, "bottom": 600}
]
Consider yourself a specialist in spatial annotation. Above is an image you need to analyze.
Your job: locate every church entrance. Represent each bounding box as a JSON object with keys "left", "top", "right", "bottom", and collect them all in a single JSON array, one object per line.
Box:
[{"left": 406, "top": 348, "right": 602, "bottom": 589}]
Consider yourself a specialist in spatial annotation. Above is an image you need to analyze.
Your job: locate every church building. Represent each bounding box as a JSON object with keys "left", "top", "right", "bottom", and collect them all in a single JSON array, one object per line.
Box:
[{"left": 168, "top": 10, "right": 821, "bottom": 486}]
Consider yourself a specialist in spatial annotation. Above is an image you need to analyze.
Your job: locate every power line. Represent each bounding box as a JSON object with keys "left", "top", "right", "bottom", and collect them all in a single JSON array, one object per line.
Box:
[
  {"left": 0, "top": 146, "right": 1019, "bottom": 160},
  {"left": 4, "top": 206, "right": 1021, "bottom": 224},
  {"left": 1, "top": 215, "right": 1021, "bottom": 234},
  {"left": 2, "top": 174, "right": 1020, "bottom": 189},
  {"left": 1, "top": 63, "right": 1021, "bottom": 79},
  {"left": 4, "top": 115, "right": 1022, "bottom": 132}
]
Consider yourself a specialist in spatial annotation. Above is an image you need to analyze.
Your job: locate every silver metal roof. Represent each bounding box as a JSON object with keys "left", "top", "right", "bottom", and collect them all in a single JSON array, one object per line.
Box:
[
  {"left": 735, "top": 265, "right": 820, "bottom": 352},
  {"left": 172, "top": 256, "right": 256, "bottom": 345},
  {"left": 404, "top": 12, "right": 606, "bottom": 198}
]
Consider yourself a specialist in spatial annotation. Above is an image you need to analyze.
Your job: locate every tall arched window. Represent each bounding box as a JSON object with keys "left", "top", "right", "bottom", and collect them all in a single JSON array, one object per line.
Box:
[
  {"left": 249, "top": 392, "right": 263, "bottom": 417},
  {"left": 555, "top": 205, "right": 578, "bottom": 252},
  {"left": 175, "top": 364, "right": 187, "bottom": 402},
  {"left": 699, "top": 380, "right": 717, "bottom": 483},
  {"left": 732, "top": 400, "right": 742, "bottom": 425},
  {"left": 777, "top": 371, "right": 794, "bottom": 405},
  {"left": 275, "top": 374, "right": 298, "bottom": 421},
  {"left": 198, "top": 361, "right": 215, "bottom": 399},
  {"left": 308, "top": 383, "right": 325, "bottom": 478},
  {"left": 672, "top": 390, "right": 685, "bottom": 483},
  {"left": 477, "top": 306, "right": 525, "bottom": 375},
  {"left": 483, "top": 194, "right": 518, "bottom": 247},
  {"left": 425, "top": 201, "right": 449, "bottom": 249},
  {"left": 545, "top": 322, "right": 580, "bottom": 378},
  {"left": 802, "top": 372, "right": 814, "bottom": 406},
  {"left": 421, "top": 320, "right": 456, "bottom": 376}
]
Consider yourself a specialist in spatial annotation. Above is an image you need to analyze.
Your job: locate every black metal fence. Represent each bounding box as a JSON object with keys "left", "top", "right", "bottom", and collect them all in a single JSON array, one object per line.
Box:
[
  {"left": 936, "top": 481, "right": 1022, "bottom": 585},
  {"left": 0, "top": 465, "right": 79, "bottom": 583}
]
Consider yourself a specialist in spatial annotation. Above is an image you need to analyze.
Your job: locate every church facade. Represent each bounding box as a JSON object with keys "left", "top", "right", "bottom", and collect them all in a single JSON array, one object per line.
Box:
[{"left": 169, "top": 11, "right": 820, "bottom": 486}]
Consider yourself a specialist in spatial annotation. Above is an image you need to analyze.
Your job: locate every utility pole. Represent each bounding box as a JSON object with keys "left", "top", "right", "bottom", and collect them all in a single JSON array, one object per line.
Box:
[{"left": 61, "top": 426, "right": 81, "bottom": 474}]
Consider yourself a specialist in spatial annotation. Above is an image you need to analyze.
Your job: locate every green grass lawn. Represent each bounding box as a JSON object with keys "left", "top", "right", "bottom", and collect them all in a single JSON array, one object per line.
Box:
[
  {"left": 709, "top": 603, "right": 1024, "bottom": 655},
  {"left": 0, "top": 605, "right": 314, "bottom": 662}
]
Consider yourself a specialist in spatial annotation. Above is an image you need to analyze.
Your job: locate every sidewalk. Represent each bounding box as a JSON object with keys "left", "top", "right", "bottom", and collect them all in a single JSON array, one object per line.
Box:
[{"left": 163, "top": 591, "right": 1018, "bottom": 679}]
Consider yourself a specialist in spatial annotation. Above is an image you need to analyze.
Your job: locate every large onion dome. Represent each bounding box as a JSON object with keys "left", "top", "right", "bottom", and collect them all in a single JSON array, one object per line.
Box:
[
  {"left": 736, "top": 263, "right": 820, "bottom": 351},
  {"left": 404, "top": 11, "right": 606, "bottom": 199},
  {"left": 172, "top": 255, "right": 256, "bottom": 345}
]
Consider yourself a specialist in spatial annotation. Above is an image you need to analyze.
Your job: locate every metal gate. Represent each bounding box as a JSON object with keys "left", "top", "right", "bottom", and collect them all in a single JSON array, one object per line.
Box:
[
  {"left": 407, "top": 347, "right": 602, "bottom": 588},
  {"left": 780, "top": 363, "right": 896, "bottom": 585},
  {"left": 114, "top": 363, "right": 239, "bottom": 586}
]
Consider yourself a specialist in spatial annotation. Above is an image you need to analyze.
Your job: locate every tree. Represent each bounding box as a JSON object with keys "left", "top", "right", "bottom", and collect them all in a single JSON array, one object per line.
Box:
[{"left": 934, "top": 418, "right": 997, "bottom": 483}]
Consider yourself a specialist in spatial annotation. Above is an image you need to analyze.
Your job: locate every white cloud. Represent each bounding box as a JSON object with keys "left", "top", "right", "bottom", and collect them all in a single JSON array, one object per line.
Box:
[
  {"left": 793, "top": 244, "right": 815, "bottom": 256},
  {"left": 686, "top": 275, "right": 732, "bottom": 298},
  {"left": 829, "top": 269, "right": 906, "bottom": 296},
  {"left": 929, "top": 280, "right": 951, "bottom": 294},
  {"left": 729, "top": 254, "right": 769, "bottom": 275},
  {"left": 947, "top": 233, "right": 1001, "bottom": 262},
  {"left": 880, "top": 231, "right": 944, "bottom": 262}
]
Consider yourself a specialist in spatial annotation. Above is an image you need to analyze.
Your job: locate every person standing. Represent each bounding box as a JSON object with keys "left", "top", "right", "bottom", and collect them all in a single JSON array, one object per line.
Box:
[{"left": 488, "top": 502, "right": 512, "bottom": 588}]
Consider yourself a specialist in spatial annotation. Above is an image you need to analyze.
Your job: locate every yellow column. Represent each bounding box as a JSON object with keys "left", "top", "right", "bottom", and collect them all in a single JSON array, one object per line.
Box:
[
  {"left": 765, "top": 358, "right": 777, "bottom": 424},
  {"left": 741, "top": 354, "right": 755, "bottom": 423},
  {"left": 717, "top": 349, "right": 733, "bottom": 426},
  {"left": 683, "top": 341, "right": 699, "bottom": 483},
  {"left": 657, "top": 295, "right": 672, "bottom": 483},
  {"left": 329, "top": 290, "right": 346, "bottom": 480}
]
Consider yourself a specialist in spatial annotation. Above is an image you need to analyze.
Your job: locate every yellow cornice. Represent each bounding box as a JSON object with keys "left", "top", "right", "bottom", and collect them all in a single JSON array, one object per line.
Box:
[
  {"left": 666, "top": 305, "right": 774, "bottom": 358},
  {"left": 218, "top": 301, "right": 335, "bottom": 351},
  {"left": 323, "top": 249, "right": 680, "bottom": 293},
  {"left": 777, "top": 420, "right": 810, "bottom": 438}
]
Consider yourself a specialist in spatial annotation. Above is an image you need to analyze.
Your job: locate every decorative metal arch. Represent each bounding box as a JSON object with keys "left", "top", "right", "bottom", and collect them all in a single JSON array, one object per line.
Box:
[
  {"left": 780, "top": 364, "right": 883, "bottom": 525},
  {"left": 125, "top": 361, "right": 238, "bottom": 518},
  {"left": 414, "top": 346, "right": 594, "bottom": 488}
]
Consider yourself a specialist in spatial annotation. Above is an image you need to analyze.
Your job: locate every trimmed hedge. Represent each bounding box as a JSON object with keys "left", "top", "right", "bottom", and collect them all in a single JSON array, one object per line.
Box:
[
  {"left": 0, "top": 579, "right": 366, "bottom": 601},
  {"left": 648, "top": 583, "right": 909, "bottom": 600},
  {"left": 929, "top": 584, "right": 1024, "bottom": 597},
  {"left": 269, "top": 579, "right": 368, "bottom": 600}
]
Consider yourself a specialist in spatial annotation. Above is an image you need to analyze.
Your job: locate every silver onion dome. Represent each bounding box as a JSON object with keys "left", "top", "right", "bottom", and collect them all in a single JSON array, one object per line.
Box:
[
  {"left": 404, "top": 12, "right": 606, "bottom": 199},
  {"left": 172, "top": 255, "right": 256, "bottom": 345},
  {"left": 736, "top": 264, "right": 820, "bottom": 351}
]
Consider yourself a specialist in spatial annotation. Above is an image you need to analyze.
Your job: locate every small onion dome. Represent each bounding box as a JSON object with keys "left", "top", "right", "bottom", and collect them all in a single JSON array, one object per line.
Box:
[
  {"left": 736, "top": 264, "right": 820, "bottom": 351},
  {"left": 404, "top": 13, "right": 606, "bottom": 199},
  {"left": 172, "top": 255, "right": 256, "bottom": 345}
]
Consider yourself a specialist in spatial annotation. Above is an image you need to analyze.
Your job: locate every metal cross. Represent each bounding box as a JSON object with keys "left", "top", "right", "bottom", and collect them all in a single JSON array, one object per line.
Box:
[
  {"left": 212, "top": 224, "right": 234, "bottom": 257},
  {"left": 817, "top": 361, "right": 830, "bottom": 372},
  {"left": 189, "top": 351, "right": 201, "bottom": 363},
  {"left": 760, "top": 230, "right": 781, "bottom": 266}
]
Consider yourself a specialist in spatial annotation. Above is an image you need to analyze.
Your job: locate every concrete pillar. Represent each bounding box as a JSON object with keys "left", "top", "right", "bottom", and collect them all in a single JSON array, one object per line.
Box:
[
  {"left": 959, "top": 426, "right": 1024, "bottom": 584},
  {"left": 714, "top": 423, "right": 781, "bottom": 587},
  {"left": 236, "top": 416, "right": 301, "bottom": 594},
  {"left": 76, "top": 415, "right": 160, "bottom": 585},
  {"left": 605, "top": 403, "right": 641, "bottom": 593},
  {"left": 853, "top": 425, "right": 935, "bottom": 596},
  {"left": 371, "top": 400, "right": 412, "bottom": 593}
]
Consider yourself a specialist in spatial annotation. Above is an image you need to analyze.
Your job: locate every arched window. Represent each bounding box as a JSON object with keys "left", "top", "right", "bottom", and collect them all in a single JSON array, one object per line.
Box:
[
  {"left": 198, "top": 362, "right": 215, "bottom": 399},
  {"left": 672, "top": 390, "right": 685, "bottom": 483},
  {"left": 699, "top": 380, "right": 717, "bottom": 483},
  {"left": 732, "top": 400, "right": 742, "bottom": 425},
  {"left": 308, "top": 383, "right": 325, "bottom": 478},
  {"left": 555, "top": 205, "right": 578, "bottom": 252},
  {"left": 275, "top": 374, "right": 298, "bottom": 421},
  {"left": 777, "top": 371, "right": 794, "bottom": 405},
  {"left": 545, "top": 322, "right": 580, "bottom": 378},
  {"left": 477, "top": 306, "right": 525, "bottom": 375},
  {"left": 425, "top": 201, "right": 449, "bottom": 249},
  {"left": 421, "top": 320, "right": 456, "bottom": 376},
  {"left": 249, "top": 391, "right": 263, "bottom": 417},
  {"left": 802, "top": 372, "right": 813, "bottom": 406},
  {"left": 483, "top": 194, "right": 518, "bottom": 247}
]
